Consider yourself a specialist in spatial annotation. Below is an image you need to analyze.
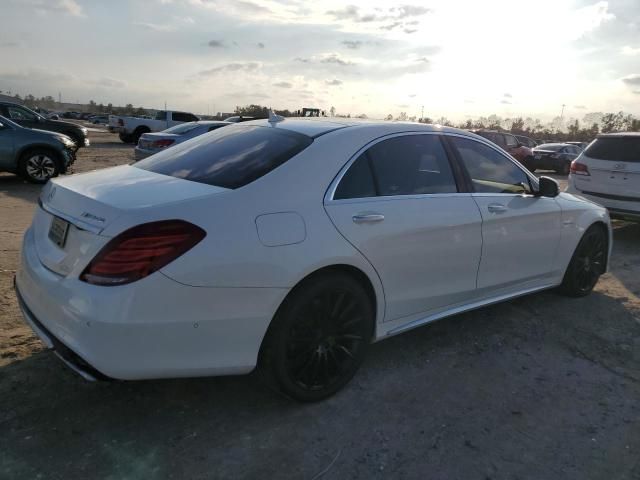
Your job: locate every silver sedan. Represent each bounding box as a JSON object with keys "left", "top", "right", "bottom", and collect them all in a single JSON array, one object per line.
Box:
[{"left": 134, "top": 121, "right": 231, "bottom": 160}]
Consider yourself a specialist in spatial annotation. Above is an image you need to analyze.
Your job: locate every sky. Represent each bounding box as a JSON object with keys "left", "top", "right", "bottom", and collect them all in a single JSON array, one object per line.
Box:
[{"left": 0, "top": 0, "right": 639, "bottom": 121}]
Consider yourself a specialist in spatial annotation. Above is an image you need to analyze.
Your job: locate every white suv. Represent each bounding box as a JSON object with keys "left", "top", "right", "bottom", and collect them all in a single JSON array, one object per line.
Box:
[{"left": 567, "top": 133, "right": 640, "bottom": 222}]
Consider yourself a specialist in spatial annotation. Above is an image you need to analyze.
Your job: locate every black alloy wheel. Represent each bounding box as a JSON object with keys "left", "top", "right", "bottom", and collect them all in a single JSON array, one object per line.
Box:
[
  {"left": 560, "top": 226, "right": 607, "bottom": 297},
  {"left": 262, "top": 273, "right": 373, "bottom": 402}
]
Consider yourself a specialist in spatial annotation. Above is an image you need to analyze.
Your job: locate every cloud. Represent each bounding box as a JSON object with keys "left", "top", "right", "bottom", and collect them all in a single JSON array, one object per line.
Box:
[
  {"left": 408, "top": 94, "right": 416, "bottom": 98},
  {"left": 634, "top": 91, "right": 640, "bottom": 95},
  {"left": 234, "top": 0, "right": 272, "bottom": 14},
  {"left": 501, "top": 100, "right": 512, "bottom": 104},
  {"left": 392, "top": 5, "right": 430, "bottom": 18},
  {"left": 622, "top": 46, "right": 640, "bottom": 56},
  {"left": 326, "top": 5, "right": 361, "bottom": 21},
  {"left": 342, "top": 40, "right": 363, "bottom": 49},
  {"left": 380, "top": 21, "right": 402, "bottom": 31},
  {"left": 134, "top": 22, "right": 176, "bottom": 32},
  {"left": 198, "top": 62, "right": 260, "bottom": 76},
  {"left": 397, "top": 103, "right": 410, "bottom": 108},
  {"left": 20, "top": 0, "right": 84, "bottom": 16},
  {"left": 257, "top": 42, "right": 265, "bottom": 48},
  {"left": 325, "top": 79, "right": 343, "bottom": 86},
  {"left": 504, "top": 93, "right": 512, "bottom": 98},
  {"left": 273, "top": 81, "right": 293, "bottom": 88},
  {"left": 0, "top": 41, "right": 19, "bottom": 47},
  {"left": 91, "top": 77, "right": 126, "bottom": 88},
  {"left": 621, "top": 74, "right": 640, "bottom": 86},
  {"left": 404, "top": 29, "right": 417, "bottom": 34},
  {"left": 574, "top": 105, "right": 587, "bottom": 109},
  {"left": 208, "top": 40, "right": 225, "bottom": 48},
  {"left": 320, "top": 54, "right": 356, "bottom": 66}
]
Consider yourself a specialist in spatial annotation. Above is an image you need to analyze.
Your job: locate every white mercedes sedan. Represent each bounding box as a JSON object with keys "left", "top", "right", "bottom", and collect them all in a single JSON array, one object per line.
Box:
[{"left": 16, "top": 117, "right": 612, "bottom": 401}]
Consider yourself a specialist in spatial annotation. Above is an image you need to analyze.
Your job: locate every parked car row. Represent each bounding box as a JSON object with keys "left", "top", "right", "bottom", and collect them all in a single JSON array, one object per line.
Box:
[{"left": 0, "top": 102, "right": 89, "bottom": 148}]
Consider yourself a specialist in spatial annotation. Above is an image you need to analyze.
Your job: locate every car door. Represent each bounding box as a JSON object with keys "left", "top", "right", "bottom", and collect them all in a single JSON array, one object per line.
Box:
[
  {"left": 0, "top": 120, "right": 15, "bottom": 170},
  {"left": 446, "top": 134, "right": 562, "bottom": 291},
  {"left": 324, "top": 133, "right": 483, "bottom": 322}
]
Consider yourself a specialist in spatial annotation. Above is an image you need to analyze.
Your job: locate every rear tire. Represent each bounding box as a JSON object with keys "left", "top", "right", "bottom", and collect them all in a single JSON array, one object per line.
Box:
[
  {"left": 131, "top": 127, "right": 150, "bottom": 144},
  {"left": 260, "top": 272, "right": 374, "bottom": 402},
  {"left": 558, "top": 163, "right": 570, "bottom": 175},
  {"left": 559, "top": 225, "right": 607, "bottom": 297},
  {"left": 119, "top": 132, "right": 134, "bottom": 143},
  {"left": 18, "top": 149, "right": 61, "bottom": 184}
]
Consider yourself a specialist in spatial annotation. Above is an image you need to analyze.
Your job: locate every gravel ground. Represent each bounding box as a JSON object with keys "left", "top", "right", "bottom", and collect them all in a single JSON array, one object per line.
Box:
[{"left": 1, "top": 129, "right": 639, "bottom": 479}]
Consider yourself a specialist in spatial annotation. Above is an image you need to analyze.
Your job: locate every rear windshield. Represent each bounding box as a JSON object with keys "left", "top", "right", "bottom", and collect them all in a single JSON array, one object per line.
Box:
[
  {"left": 163, "top": 122, "right": 199, "bottom": 134},
  {"left": 585, "top": 137, "right": 640, "bottom": 163},
  {"left": 135, "top": 125, "right": 313, "bottom": 189}
]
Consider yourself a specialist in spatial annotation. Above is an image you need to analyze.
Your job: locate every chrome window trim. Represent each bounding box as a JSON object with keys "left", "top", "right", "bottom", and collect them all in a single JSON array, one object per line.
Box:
[{"left": 324, "top": 130, "right": 468, "bottom": 204}]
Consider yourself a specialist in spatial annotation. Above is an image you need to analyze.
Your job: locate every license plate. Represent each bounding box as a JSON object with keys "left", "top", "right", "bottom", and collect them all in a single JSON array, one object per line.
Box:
[{"left": 48, "top": 216, "right": 70, "bottom": 248}]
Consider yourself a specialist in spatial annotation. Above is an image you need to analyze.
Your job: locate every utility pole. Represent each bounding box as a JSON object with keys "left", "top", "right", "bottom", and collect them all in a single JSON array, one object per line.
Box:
[
  {"left": 560, "top": 104, "right": 566, "bottom": 121},
  {"left": 421, "top": 105, "right": 424, "bottom": 122}
]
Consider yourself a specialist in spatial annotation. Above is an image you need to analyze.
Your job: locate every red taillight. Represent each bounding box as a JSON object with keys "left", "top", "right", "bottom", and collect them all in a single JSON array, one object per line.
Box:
[
  {"left": 570, "top": 160, "right": 590, "bottom": 176},
  {"left": 151, "top": 139, "right": 175, "bottom": 148},
  {"left": 118, "top": 119, "right": 124, "bottom": 126},
  {"left": 80, "top": 220, "right": 206, "bottom": 286}
]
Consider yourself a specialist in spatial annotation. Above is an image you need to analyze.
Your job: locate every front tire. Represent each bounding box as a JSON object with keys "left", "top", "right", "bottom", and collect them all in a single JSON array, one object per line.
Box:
[
  {"left": 18, "top": 149, "right": 61, "bottom": 184},
  {"left": 559, "top": 225, "right": 607, "bottom": 297},
  {"left": 261, "top": 272, "right": 374, "bottom": 402}
]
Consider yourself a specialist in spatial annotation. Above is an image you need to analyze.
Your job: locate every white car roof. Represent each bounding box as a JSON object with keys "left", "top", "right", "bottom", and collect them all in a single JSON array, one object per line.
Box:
[{"left": 239, "top": 117, "right": 476, "bottom": 139}]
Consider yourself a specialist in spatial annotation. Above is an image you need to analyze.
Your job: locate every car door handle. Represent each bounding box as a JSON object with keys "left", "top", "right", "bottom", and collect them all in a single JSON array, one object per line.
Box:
[
  {"left": 487, "top": 204, "right": 508, "bottom": 213},
  {"left": 352, "top": 213, "right": 385, "bottom": 224}
]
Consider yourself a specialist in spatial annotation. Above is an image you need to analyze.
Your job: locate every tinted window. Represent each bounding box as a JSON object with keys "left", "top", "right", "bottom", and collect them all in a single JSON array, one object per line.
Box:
[
  {"left": 504, "top": 134, "right": 518, "bottom": 147},
  {"left": 334, "top": 154, "right": 376, "bottom": 200},
  {"left": 208, "top": 125, "right": 225, "bottom": 132},
  {"left": 450, "top": 136, "right": 531, "bottom": 194},
  {"left": 584, "top": 137, "right": 640, "bottom": 163},
  {"left": 173, "top": 112, "right": 197, "bottom": 122},
  {"left": 155, "top": 111, "right": 167, "bottom": 121},
  {"left": 135, "top": 125, "right": 313, "bottom": 189},
  {"left": 368, "top": 135, "right": 457, "bottom": 196},
  {"left": 7, "top": 106, "right": 36, "bottom": 121}
]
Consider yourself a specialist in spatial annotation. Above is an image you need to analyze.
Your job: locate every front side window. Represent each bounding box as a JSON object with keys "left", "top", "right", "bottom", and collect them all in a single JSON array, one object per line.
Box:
[
  {"left": 7, "top": 106, "right": 36, "bottom": 121},
  {"left": 135, "top": 125, "right": 313, "bottom": 189},
  {"left": 155, "top": 111, "right": 167, "bottom": 121},
  {"left": 449, "top": 136, "right": 531, "bottom": 194},
  {"left": 334, "top": 134, "right": 458, "bottom": 199}
]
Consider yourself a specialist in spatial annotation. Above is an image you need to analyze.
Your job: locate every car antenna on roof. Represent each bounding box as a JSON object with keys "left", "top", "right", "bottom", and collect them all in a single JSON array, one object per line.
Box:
[{"left": 268, "top": 109, "right": 285, "bottom": 125}]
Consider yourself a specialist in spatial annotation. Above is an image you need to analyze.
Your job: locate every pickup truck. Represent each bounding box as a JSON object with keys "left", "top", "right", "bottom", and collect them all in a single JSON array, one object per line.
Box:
[{"left": 116, "top": 110, "right": 200, "bottom": 143}]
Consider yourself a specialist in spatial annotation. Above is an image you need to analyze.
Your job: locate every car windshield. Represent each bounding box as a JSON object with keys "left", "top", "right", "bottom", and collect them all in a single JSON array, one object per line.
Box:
[
  {"left": 584, "top": 137, "right": 640, "bottom": 163},
  {"left": 163, "top": 123, "right": 200, "bottom": 134},
  {"left": 536, "top": 144, "right": 564, "bottom": 151},
  {"left": 135, "top": 125, "right": 313, "bottom": 189}
]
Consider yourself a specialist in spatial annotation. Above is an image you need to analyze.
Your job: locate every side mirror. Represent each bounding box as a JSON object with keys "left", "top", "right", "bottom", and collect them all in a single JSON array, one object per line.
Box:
[{"left": 537, "top": 176, "right": 560, "bottom": 198}]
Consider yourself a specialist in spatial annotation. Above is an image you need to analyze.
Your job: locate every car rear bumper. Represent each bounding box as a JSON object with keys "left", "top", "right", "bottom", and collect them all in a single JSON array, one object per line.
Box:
[
  {"left": 15, "top": 227, "right": 288, "bottom": 380},
  {"left": 567, "top": 182, "right": 640, "bottom": 221}
]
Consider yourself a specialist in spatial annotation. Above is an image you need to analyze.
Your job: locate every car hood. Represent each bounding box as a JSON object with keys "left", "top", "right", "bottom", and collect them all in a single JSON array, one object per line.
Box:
[
  {"left": 28, "top": 128, "right": 71, "bottom": 143},
  {"left": 47, "top": 119, "right": 84, "bottom": 131}
]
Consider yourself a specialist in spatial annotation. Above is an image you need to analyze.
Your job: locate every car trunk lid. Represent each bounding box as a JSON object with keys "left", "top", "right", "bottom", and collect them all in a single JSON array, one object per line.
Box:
[{"left": 34, "top": 165, "right": 227, "bottom": 276}]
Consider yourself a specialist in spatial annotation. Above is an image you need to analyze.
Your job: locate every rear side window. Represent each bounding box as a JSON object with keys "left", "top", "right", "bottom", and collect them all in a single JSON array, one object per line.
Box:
[
  {"left": 155, "top": 111, "right": 167, "bottom": 121},
  {"left": 334, "top": 134, "right": 458, "bottom": 199},
  {"left": 585, "top": 137, "right": 640, "bottom": 163},
  {"left": 135, "top": 125, "right": 313, "bottom": 189},
  {"left": 173, "top": 112, "right": 198, "bottom": 122},
  {"left": 163, "top": 122, "right": 199, "bottom": 134}
]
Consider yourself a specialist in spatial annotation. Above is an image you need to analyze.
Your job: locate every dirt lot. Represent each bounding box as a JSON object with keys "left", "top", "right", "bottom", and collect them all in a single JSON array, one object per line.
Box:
[{"left": 1, "top": 130, "right": 639, "bottom": 479}]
